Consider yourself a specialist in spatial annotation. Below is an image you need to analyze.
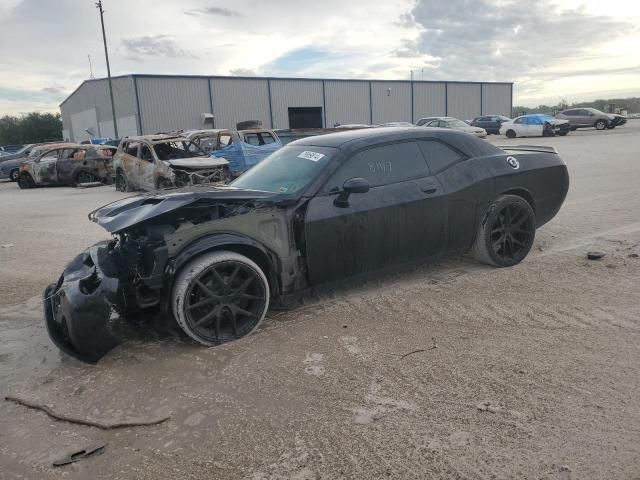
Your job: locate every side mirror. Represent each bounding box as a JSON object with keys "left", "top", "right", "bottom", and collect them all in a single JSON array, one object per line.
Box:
[{"left": 334, "top": 177, "right": 370, "bottom": 207}]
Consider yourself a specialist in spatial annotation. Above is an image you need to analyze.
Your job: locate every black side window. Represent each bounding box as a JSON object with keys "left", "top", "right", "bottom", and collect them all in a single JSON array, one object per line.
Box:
[
  {"left": 141, "top": 145, "right": 154, "bottom": 161},
  {"left": 417, "top": 140, "right": 464, "bottom": 174},
  {"left": 325, "top": 142, "right": 428, "bottom": 192}
]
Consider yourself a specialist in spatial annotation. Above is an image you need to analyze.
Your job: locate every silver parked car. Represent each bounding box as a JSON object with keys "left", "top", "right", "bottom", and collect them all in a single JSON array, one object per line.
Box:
[
  {"left": 556, "top": 108, "right": 611, "bottom": 131},
  {"left": 423, "top": 117, "right": 487, "bottom": 138}
]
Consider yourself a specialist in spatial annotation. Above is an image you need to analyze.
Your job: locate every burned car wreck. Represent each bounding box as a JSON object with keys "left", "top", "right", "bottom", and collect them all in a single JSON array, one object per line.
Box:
[
  {"left": 44, "top": 127, "right": 569, "bottom": 362},
  {"left": 114, "top": 135, "right": 229, "bottom": 191},
  {"left": 18, "top": 144, "right": 115, "bottom": 188}
]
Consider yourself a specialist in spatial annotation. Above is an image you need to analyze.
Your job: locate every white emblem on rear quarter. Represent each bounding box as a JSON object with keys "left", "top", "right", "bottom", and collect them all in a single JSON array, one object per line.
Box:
[{"left": 506, "top": 156, "right": 520, "bottom": 170}]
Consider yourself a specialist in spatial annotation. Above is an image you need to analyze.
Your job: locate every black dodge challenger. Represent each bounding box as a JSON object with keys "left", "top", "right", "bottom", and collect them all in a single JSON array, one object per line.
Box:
[{"left": 44, "top": 127, "right": 569, "bottom": 362}]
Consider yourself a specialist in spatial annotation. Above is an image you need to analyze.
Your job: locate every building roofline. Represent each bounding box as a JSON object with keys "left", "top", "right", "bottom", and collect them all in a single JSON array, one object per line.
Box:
[{"left": 60, "top": 74, "right": 514, "bottom": 107}]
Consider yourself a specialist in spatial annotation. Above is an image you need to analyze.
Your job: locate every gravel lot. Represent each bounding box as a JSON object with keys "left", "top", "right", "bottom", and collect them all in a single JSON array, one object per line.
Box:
[{"left": 1, "top": 124, "right": 639, "bottom": 479}]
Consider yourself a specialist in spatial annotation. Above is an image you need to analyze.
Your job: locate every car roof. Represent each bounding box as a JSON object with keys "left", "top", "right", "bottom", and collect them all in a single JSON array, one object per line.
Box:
[
  {"left": 290, "top": 126, "right": 503, "bottom": 158},
  {"left": 125, "top": 134, "right": 187, "bottom": 144}
]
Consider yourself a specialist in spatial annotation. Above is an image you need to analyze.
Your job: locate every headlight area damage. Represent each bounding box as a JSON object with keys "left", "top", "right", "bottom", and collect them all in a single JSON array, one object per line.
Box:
[{"left": 44, "top": 188, "right": 285, "bottom": 363}]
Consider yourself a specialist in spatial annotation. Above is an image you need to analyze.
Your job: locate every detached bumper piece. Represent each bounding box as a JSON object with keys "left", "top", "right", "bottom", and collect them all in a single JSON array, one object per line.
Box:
[{"left": 44, "top": 242, "right": 122, "bottom": 363}]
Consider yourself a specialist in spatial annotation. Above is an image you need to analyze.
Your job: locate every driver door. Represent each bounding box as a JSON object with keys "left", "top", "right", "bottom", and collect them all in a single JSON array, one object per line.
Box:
[
  {"left": 138, "top": 143, "right": 157, "bottom": 190},
  {"left": 32, "top": 149, "right": 60, "bottom": 184},
  {"left": 304, "top": 141, "right": 446, "bottom": 285}
]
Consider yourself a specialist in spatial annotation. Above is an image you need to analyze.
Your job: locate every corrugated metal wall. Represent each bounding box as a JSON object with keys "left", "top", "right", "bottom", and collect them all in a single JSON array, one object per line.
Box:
[
  {"left": 136, "top": 77, "right": 211, "bottom": 134},
  {"left": 60, "top": 77, "right": 137, "bottom": 141},
  {"left": 447, "top": 83, "right": 482, "bottom": 120},
  {"left": 324, "top": 81, "right": 370, "bottom": 126},
  {"left": 270, "top": 80, "right": 324, "bottom": 128},
  {"left": 413, "top": 82, "right": 446, "bottom": 121},
  {"left": 70, "top": 108, "right": 98, "bottom": 143},
  {"left": 211, "top": 78, "right": 271, "bottom": 129},
  {"left": 371, "top": 81, "right": 411, "bottom": 124},
  {"left": 61, "top": 76, "right": 514, "bottom": 138},
  {"left": 482, "top": 83, "right": 512, "bottom": 116}
]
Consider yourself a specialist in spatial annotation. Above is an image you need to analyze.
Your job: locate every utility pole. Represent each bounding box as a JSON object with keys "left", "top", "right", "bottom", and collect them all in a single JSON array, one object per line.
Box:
[{"left": 96, "top": 0, "right": 118, "bottom": 138}]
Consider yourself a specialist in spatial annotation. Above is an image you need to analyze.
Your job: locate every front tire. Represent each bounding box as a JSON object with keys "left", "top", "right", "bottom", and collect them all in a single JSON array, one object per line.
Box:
[
  {"left": 115, "top": 170, "right": 133, "bottom": 192},
  {"left": 505, "top": 129, "right": 516, "bottom": 139},
  {"left": 472, "top": 195, "right": 536, "bottom": 267},
  {"left": 172, "top": 251, "right": 270, "bottom": 346},
  {"left": 156, "top": 177, "right": 173, "bottom": 190},
  {"left": 595, "top": 119, "right": 607, "bottom": 130},
  {"left": 9, "top": 169, "right": 19, "bottom": 182},
  {"left": 17, "top": 172, "right": 35, "bottom": 189}
]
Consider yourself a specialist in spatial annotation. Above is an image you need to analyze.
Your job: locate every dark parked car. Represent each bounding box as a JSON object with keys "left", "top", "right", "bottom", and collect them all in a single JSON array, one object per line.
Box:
[
  {"left": 44, "top": 127, "right": 569, "bottom": 362},
  {"left": 470, "top": 115, "right": 511, "bottom": 134},
  {"left": 0, "top": 144, "right": 39, "bottom": 181}
]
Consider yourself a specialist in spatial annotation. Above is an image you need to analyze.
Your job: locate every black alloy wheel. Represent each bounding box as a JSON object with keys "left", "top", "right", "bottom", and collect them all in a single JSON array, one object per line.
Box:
[
  {"left": 182, "top": 260, "right": 267, "bottom": 344},
  {"left": 472, "top": 194, "right": 536, "bottom": 267},
  {"left": 489, "top": 203, "right": 535, "bottom": 263}
]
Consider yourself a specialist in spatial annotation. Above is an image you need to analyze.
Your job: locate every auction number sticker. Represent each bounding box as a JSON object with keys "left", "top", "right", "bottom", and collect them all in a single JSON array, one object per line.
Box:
[{"left": 297, "top": 151, "right": 325, "bottom": 162}]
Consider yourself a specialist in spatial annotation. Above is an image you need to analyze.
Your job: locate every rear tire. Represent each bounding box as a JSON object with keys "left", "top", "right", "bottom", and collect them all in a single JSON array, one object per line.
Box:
[
  {"left": 9, "top": 169, "right": 19, "bottom": 182},
  {"left": 75, "top": 170, "right": 95, "bottom": 185},
  {"left": 505, "top": 129, "right": 516, "bottom": 139},
  {"left": 17, "top": 172, "right": 35, "bottom": 189},
  {"left": 595, "top": 119, "right": 607, "bottom": 130},
  {"left": 558, "top": 131, "right": 568, "bottom": 136},
  {"left": 172, "top": 251, "right": 270, "bottom": 346},
  {"left": 472, "top": 195, "right": 536, "bottom": 267}
]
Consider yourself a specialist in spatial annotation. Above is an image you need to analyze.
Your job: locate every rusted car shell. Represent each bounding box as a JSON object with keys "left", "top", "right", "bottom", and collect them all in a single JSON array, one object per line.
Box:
[
  {"left": 18, "top": 144, "right": 115, "bottom": 188},
  {"left": 113, "top": 135, "right": 229, "bottom": 192}
]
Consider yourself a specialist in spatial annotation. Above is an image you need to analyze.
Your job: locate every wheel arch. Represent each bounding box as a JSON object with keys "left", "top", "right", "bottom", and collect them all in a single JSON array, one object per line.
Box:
[
  {"left": 498, "top": 187, "right": 535, "bottom": 213},
  {"left": 167, "top": 233, "right": 279, "bottom": 297}
]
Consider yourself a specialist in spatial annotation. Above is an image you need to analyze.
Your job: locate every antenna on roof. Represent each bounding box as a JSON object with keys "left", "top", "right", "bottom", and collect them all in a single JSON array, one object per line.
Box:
[{"left": 88, "top": 54, "right": 95, "bottom": 79}]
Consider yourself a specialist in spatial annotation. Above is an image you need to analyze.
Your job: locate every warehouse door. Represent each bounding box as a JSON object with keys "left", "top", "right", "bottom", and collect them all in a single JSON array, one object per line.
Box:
[{"left": 288, "top": 107, "right": 323, "bottom": 128}]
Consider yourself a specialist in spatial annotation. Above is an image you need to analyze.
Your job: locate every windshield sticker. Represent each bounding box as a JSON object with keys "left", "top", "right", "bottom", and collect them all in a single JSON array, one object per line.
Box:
[{"left": 297, "top": 151, "right": 325, "bottom": 162}]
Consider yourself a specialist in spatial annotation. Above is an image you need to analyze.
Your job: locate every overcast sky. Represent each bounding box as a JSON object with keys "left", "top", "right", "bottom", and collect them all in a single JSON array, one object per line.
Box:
[{"left": 1, "top": 0, "right": 639, "bottom": 115}]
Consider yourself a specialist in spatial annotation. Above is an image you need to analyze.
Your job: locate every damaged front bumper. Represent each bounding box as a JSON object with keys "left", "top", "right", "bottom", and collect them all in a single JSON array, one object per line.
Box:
[{"left": 44, "top": 241, "right": 123, "bottom": 363}]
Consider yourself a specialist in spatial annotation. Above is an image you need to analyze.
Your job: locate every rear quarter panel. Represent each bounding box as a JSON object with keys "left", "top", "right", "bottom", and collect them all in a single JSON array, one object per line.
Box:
[{"left": 492, "top": 151, "right": 569, "bottom": 227}]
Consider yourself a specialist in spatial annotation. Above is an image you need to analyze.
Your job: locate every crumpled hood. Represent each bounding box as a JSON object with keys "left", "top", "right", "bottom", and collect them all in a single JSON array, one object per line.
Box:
[
  {"left": 89, "top": 186, "right": 277, "bottom": 233},
  {"left": 166, "top": 157, "right": 229, "bottom": 169}
]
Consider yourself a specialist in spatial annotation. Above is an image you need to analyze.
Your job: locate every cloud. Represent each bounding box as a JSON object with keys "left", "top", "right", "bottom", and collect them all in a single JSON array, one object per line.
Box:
[
  {"left": 121, "top": 35, "right": 196, "bottom": 60},
  {"left": 185, "top": 6, "right": 240, "bottom": 17},
  {"left": 229, "top": 68, "right": 258, "bottom": 76},
  {"left": 406, "top": 0, "right": 637, "bottom": 86},
  {"left": 41, "top": 86, "right": 66, "bottom": 95}
]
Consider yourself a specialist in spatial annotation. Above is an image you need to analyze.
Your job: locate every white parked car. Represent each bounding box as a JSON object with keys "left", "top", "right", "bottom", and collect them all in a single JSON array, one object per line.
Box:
[{"left": 500, "top": 114, "right": 570, "bottom": 138}]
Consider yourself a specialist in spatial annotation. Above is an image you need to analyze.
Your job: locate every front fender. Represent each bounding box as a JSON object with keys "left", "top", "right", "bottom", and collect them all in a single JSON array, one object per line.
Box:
[{"left": 166, "top": 232, "right": 279, "bottom": 295}]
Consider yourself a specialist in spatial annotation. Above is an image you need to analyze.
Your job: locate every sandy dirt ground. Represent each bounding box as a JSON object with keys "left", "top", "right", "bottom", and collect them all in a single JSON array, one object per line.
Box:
[{"left": 0, "top": 124, "right": 639, "bottom": 479}]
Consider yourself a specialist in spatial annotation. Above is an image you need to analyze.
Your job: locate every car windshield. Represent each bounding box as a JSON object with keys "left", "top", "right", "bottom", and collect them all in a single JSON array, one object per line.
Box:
[
  {"left": 153, "top": 140, "right": 205, "bottom": 160},
  {"left": 448, "top": 120, "right": 468, "bottom": 128},
  {"left": 231, "top": 145, "right": 336, "bottom": 194},
  {"left": 536, "top": 115, "right": 555, "bottom": 121}
]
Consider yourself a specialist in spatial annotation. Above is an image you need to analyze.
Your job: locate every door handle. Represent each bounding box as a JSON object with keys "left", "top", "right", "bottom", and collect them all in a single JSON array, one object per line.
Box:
[{"left": 421, "top": 186, "right": 437, "bottom": 194}]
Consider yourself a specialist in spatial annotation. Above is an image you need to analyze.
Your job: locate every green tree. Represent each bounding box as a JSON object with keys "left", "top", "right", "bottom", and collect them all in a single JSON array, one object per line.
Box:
[{"left": 0, "top": 112, "right": 63, "bottom": 145}]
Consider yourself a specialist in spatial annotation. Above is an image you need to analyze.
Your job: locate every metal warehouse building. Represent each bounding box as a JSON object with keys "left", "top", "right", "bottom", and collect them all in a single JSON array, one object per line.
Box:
[{"left": 60, "top": 74, "right": 513, "bottom": 142}]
